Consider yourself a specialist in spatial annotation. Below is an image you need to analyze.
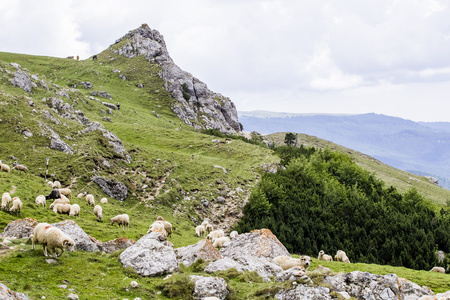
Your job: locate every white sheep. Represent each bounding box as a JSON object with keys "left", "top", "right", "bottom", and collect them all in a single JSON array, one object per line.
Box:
[
  {"left": 147, "top": 221, "right": 165, "bottom": 234},
  {"left": 52, "top": 181, "right": 61, "bottom": 189},
  {"left": 46, "top": 181, "right": 54, "bottom": 188},
  {"left": 195, "top": 224, "right": 206, "bottom": 237},
  {"left": 85, "top": 194, "right": 95, "bottom": 206},
  {"left": 100, "top": 197, "right": 108, "bottom": 204},
  {"left": 1, "top": 192, "right": 12, "bottom": 211},
  {"left": 212, "top": 236, "right": 230, "bottom": 249},
  {"left": 69, "top": 204, "right": 80, "bottom": 217},
  {"left": 32, "top": 224, "right": 75, "bottom": 257},
  {"left": 162, "top": 220, "right": 173, "bottom": 237},
  {"left": 94, "top": 205, "right": 102, "bottom": 221},
  {"left": 201, "top": 220, "right": 210, "bottom": 227},
  {"left": 35, "top": 195, "right": 46, "bottom": 207},
  {"left": 77, "top": 192, "right": 87, "bottom": 198},
  {"left": 156, "top": 216, "right": 164, "bottom": 221},
  {"left": 430, "top": 266, "right": 445, "bottom": 273},
  {"left": 273, "top": 255, "right": 312, "bottom": 271},
  {"left": 206, "top": 229, "right": 224, "bottom": 243},
  {"left": 59, "top": 188, "right": 71, "bottom": 198},
  {"left": 0, "top": 161, "right": 10, "bottom": 173},
  {"left": 31, "top": 222, "right": 51, "bottom": 250},
  {"left": 49, "top": 197, "right": 70, "bottom": 209},
  {"left": 10, "top": 197, "right": 23, "bottom": 216},
  {"left": 11, "top": 163, "right": 28, "bottom": 174},
  {"left": 230, "top": 231, "right": 238, "bottom": 239},
  {"left": 334, "top": 250, "right": 350, "bottom": 263},
  {"left": 110, "top": 214, "right": 129, "bottom": 230},
  {"left": 205, "top": 223, "right": 214, "bottom": 233},
  {"left": 53, "top": 203, "right": 71, "bottom": 215},
  {"left": 318, "top": 250, "right": 333, "bottom": 261}
]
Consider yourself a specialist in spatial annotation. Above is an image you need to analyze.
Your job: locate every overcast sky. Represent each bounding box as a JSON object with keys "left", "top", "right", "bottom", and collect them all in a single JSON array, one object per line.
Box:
[{"left": 1, "top": 0, "right": 450, "bottom": 122}]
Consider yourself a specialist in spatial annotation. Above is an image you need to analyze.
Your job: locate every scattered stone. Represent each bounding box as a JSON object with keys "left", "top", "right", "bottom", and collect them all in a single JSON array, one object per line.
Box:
[
  {"left": 91, "top": 176, "right": 128, "bottom": 201},
  {"left": 91, "top": 91, "right": 112, "bottom": 99},
  {"left": 130, "top": 281, "right": 139, "bottom": 288},
  {"left": 46, "top": 259, "right": 59, "bottom": 264},
  {"left": 9, "top": 69, "right": 33, "bottom": 92},
  {"left": 97, "top": 237, "right": 135, "bottom": 253},
  {"left": 67, "top": 293, "right": 79, "bottom": 300},
  {"left": 50, "top": 137, "right": 74, "bottom": 154},
  {"left": 190, "top": 275, "right": 229, "bottom": 300},
  {"left": 0, "top": 282, "right": 31, "bottom": 300},
  {"left": 175, "top": 238, "right": 222, "bottom": 267},
  {"left": 102, "top": 160, "right": 111, "bottom": 169},
  {"left": 80, "top": 82, "right": 93, "bottom": 89},
  {"left": 216, "top": 196, "right": 226, "bottom": 204}
]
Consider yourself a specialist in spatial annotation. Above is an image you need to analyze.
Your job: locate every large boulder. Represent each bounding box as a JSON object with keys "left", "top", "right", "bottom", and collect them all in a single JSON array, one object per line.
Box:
[
  {"left": 274, "top": 285, "right": 332, "bottom": 300},
  {"left": 91, "top": 176, "right": 128, "bottom": 201},
  {"left": 97, "top": 237, "right": 135, "bottom": 253},
  {"left": 52, "top": 220, "right": 99, "bottom": 252},
  {"left": 0, "top": 283, "right": 31, "bottom": 300},
  {"left": 190, "top": 275, "right": 229, "bottom": 300},
  {"left": 175, "top": 238, "right": 222, "bottom": 267},
  {"left": 9, "top": 69, "right": 33, "bottom": 93},
  {"left": 119, "top": 231, "right": 179, "bottom": 276},
  {"left": 0, "top": 218, "right": 38, "bottom": 239}
]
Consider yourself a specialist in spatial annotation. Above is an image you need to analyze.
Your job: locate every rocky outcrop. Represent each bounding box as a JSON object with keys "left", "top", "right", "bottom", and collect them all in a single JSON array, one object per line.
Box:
[
  {"left": 97, "top": 237, "right": 135, "bottom": 253},
  {"left": 113, "top": 24, "right": 240, "bottom": 134},
  {"left": 0, "top": 283, "right": 31, "bottom": 300},
  {"left": 91, "top": 176, "right": 128, "bottom": 201},
  {"left": 0, "top": 218, "right": 38, "bottom": 239},
  {"left": 175, "top": 238, "right": 222, "bottom": 267},
  {"left": 190, "top": 275, "right": 229, "bottom": 300},
  {"left": 52, "top": 220, "right": 99, "bottom": 252}
]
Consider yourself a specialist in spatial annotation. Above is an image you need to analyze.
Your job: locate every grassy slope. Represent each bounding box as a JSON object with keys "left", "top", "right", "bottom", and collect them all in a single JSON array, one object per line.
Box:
[{"left": 0, "top": 51, "right": 448, "bottom": 299}]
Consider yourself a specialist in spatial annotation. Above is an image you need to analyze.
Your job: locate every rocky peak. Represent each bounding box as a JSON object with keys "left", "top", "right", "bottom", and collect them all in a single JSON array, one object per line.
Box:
[{"left": 113, "top": 24, "right": 241, "bottom": 134}]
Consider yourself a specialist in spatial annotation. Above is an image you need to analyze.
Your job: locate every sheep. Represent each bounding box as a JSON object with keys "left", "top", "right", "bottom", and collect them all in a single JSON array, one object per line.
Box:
[
  {"left": 205, "top": 223, "right": 214, "bottom": 233},
  {"left": 46, "top": 189, "right": 61, "bottom": 201},
  {"left": 35, "top": 195, "right": 46, "bottom": 207},
  {"left": 147, "top": 221, "right": 164, "bottom": 234},
  {"left": 53, "top": 203, "right": 71, "bottom": 215},
  {"left": 69, "top": 204, "right": 80, "bottom": 217},
  {"left": 31, "top": 222, "right": 51, "bottom": 250},
  {"left": 85, "top": 194, "right": 95, "bottom": 206},
  {"left": 0, "top": 161, "right": 10, "bottom": 173},
  {"left": 100, "top": 197, "right": 108, "bottom": 204},
  {"left": 32, "top": 224, "right": 75, "bottom": 257},
  {"left": 230, "top": 231, "right": 238, "bottom": 239},
  {"left": 11, "top": 162, "right": 28, "bottom": 173},
  {"left": 9, "top": 197, "right": 23, "bottom": 216},
  {"left": 212, "top": 236, "right": 230, "bottom": 249},
  {"left": 46, "top": 181, "right": 54, "bottom": 187},
  {"left": 273, "top": 255, "right": 312, "bottom": 271},
  {"left": 1, "top": 192, "right": 12, "bottom": 211},
  {"left": 59, "top": 188, "right": 71, "bottom": 198},
  {"left": 206, "top": 229, "right": 224, "bottom": 243},
  {"left": 201, "top": 220, "right": 210, "bottom": 227},
  {"left": 195, "top": 224, "right": 206, "bottom": 237},
  {"left": 52, "top": 181, "right": 61, "bottom": 189},
  {"left": 49, "top": 197, "right": 70, "bottom": 209},
  {"left": 110, "top": 214, "right": 129, "bottom": 230},
  {"left": 318, "top": 250, "right": 333, "bottom": 262},
  {"left": 334, "top": 250, "right": 350, "bottom": 263},
  {"left": 156, "top": 216, "right": 164, "bottom": 221},
  {"left": 430, "top": 266, "right": 445, "bottom": 273},
  {"left": 77, "top": 192, "right": 87, "bottom": 198},
  {"left": 94, "top": 205, "right": 102, "bottom": 221}
]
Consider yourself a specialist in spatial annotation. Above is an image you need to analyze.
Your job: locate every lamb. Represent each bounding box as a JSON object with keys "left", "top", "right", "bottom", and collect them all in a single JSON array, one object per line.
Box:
[
  {"left": 45, "top": 189, "right": 61, "bottom": 200},
  {"left": 94, "top": 205, "right": 102, "bottom": 221},
  {"left": 53, "top": 203, "right": 71, "bottom": 215},
  {"left": 212, "top": 236, "right": 230, "bottom": 249},
  {"left": 110, "top": 214, "right": 129, "bottom": 230},
  {"left": 195, "top": 224, "right": 206, "bottom": 237},
  {"left": 318, "top": 250, "right": 333, "bottom": 261},
  {"left": 430, "top": 266, "right": 445, "bottom": 273},
  {"left": 10, "top": 197, "right": 23, "bottom": 216},
  {"left": 100, "top": 197, "right": 108, "bottom": 204},
  {"left": 77, "top": 192, "right": 87, "bottom": 198},
  {"left": 35, "top": 195, "right": 46, "bottom": 207},
  {"left": 59, "top": 188, "right": 71, "bottom": 198},
  {"left": 1, "top": 192, "right": 12, "bottom": 211},
  {"left": 230, "top": 231, "right": 238, "bottom": 239},
  {"left": 32, "top": 224, "right": 75, "bottom": 257},
  {"left": 273, "top": 255, "right": 312, "bottom": 271},
  {"left": 11, "top": 162, "right": 28, "bottom": 174},
  {"left": 69, "top": 204, "right": 80, "bottom": 217},
  {"left": 52, "top": 181, "right": 61, "bottom": 189},
  {"left": 49, "top": 197, "right": 70, "bottom": 209},
  {"left": 85, "top": 194, "right": 95, "bottom": 206},
  {"left": 206, "top": 229, "right": 224, "bottom": 243},
  {"left": 0, "top": 161, "right": 10, "bottom": 173},
  {"left": 334, "top": 250, "right": 350, "bottom": 263}
]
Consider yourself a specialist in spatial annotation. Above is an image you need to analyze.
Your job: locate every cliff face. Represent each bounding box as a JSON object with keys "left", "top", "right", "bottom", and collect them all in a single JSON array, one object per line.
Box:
[{"left": 113, "top": 24, "right": 241, "bottom": 134}]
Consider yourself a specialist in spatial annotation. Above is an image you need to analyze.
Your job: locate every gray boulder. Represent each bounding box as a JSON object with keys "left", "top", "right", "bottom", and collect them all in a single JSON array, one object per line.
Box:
[
  {"left": 175, "top": 238, "right": 222, "bottom": 267},
  {"left": 50, "top": 137, "right": 74, "bottom": 154},
  {"left": 275, "top": 285, "right": 331, "bottom": 300},
  {"left": 97, "top": 237, "right": 135, "bottom": 253},
  {"left": 80, "top": 81, "right": 93, "bottom": 89},
  {"left": 91, "top": 176, "right": 128, "bottom": 201},
  {"left": 0, "top": 218, "right": 38, "bottom": 239},
  {"left": 102, "top": 102, "right": 117, "bottom": 110},
  {"left": 0, "top": 283, "right": 31, "bottom": 300},
  {"left": 9, "top": 69, "right": 33, "bottom": 92},
  {"left": 190, "top": 275, "right": 229, "bottom": 300},
  {"left": 119, "top": 231, "right": 179, "bottom": 276},
  {"left": 52, "top": 220, "right": 99, "bottom": 252},
  {"left": 91, "top": 91, "right": 112, "bottom": 99}
]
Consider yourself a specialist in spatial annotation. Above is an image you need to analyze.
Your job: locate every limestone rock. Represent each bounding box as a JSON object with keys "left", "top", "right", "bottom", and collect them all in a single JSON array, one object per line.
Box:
[
  {"left": 119, "top": 232, "right": 179, "bottom": 276},
  {"left": 50, "top": 137, "right": 74, "bottom": 154},
  {"left": 0, "top": 282, "right": 31, "bottom": 300},
  {"left": 91, "top": 91, "right": 112, "bottom": 99},
  {"left": 9, "top": 69, "right": 33, "bottom": 92},
  {"left": 175, "top": 238, "right": 222, "bottom": 267},
  {"left": 97, "top": 237, "right": 135, "bottom": 253},
  {"left": 190, "top": 275, "right": 229, "bottom": 300},
  {"left": 91, "top": 176, "right": 128, "bottom": 201},
  {"left": 52, "top": 220, "right": 99, "bottom": 252},
  {"left": 0, "top": 218, "right": 38, "bottom": 239},
  {"left": 275, "top": 285, "right": 331, "bottom": 300},
  {"left": 102, "top": 102, "right": 117, "bottom": 110},
  {"left": 79, "top": 82, "right": 93, "bottom": 89}
]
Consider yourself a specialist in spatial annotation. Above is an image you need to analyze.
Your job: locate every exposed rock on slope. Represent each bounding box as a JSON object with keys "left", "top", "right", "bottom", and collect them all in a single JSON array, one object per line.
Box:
[{"left": 113, "top": 24, "right": 240, "bottom": 134}]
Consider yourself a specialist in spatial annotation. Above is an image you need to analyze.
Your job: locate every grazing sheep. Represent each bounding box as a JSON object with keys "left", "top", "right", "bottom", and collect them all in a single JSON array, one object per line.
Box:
[
  {"left": 206, "top": 229, "right": 224, "bottom": 243},
  {"left": 69, "top": 204, "right": 80, "bottom": 217},
  {"left": 156, "top": 216, "right": 164, "bottom": 221},
  {"left": 94, "top": 205, "right": 102, "bottom": 221},
  {"left": 77, "top": 192, "right": 87, "bottom": 198},
  {"left": 100, "top": 197, "right": 108, "bottom": 204},
  {"left": 35, "top": 195, "right": 46, "bottom": 207},
  {"left": 11, "top": 162, "right": 28, "bottom": 174},
  {"left": 195, "top": 224, "right": 206, "bottom": 237},
  {"left": 110, "top": 214, "right": 129, "bottom": 230},
  {"left": 31, "top": 222, "right": 50, "bottom": 250},
  {"left": 46, "top": 189, "right": 61, "bottom": 201},
  {"left": 1, "top": 192, "right": 12, "bottom": 211},
  {"left": 53, "top": 203, "right": 71, "bottom": 215},
  {"left": 230, "top": 231, "right": 238, "bottom": 239},
  {"left": 59, "top": 188, "right": 71, "bottom": 198},
  {"left": 162, "top": 220, "right": 173, "bottom": 237},
  {"left": 212, "top": 236, "right": 230, "bottom": 249},
  {"left": 147, "top": 221, "right": 164, "bottom": 234},
  {"left": 430, "top": 266, "right": 445, "bottom": 273},
  {"left": 10, "top": 197, "right": 23, "bottom": 216},
  {"left": 33, "top": 224, "right": 75, "bottom": 257},
  {"left": 334, "top": 250, "right": 350, "bottom": 263},
  {"left": 318, "top": 250, "right": 333, "bottom": 262},
  {"left": 85, "top": 194, "right": 95, "bottom": 206},
  {"left": 201, "top": 220, "right": 210, "bottom": 227},
  {"left": 49, "top": 198, "right": 70, "bottom": 209},
  {"left": 273, "top": 255, "right": 312, "bottom": 271},
  {"left": 0, "top": 161, "right": 10, "bottom": 173},
  {"left": 46, "top": 181, "right": 54, "bottom": 187},
  {"left": 205, "top": 223, "right": 214, "bottom": 233},
  {"left": 53, "top": 181, "right": 61, "bottom": 189}
]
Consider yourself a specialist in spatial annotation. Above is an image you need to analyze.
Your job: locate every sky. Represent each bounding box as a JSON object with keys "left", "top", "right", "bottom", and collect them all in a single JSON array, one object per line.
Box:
[{"left": 1, "top": 0, "right": 450, "bottom": 122}]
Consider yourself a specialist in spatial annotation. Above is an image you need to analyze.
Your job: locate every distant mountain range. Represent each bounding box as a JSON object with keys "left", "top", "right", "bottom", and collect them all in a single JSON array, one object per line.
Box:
[{"left": 239, "top": 111, "right": 450, "bottom": 189}]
